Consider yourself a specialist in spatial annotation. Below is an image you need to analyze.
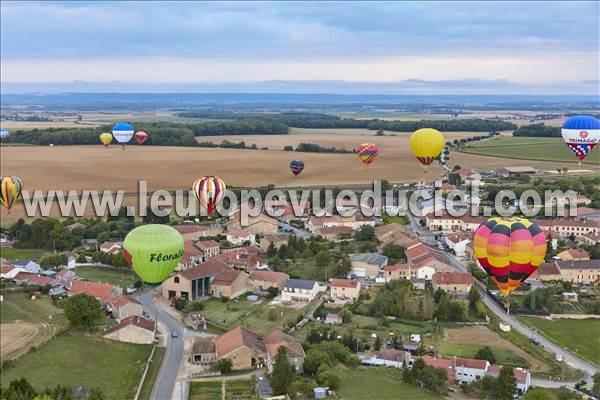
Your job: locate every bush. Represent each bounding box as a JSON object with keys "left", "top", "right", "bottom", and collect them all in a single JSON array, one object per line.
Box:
[
  {"left": 217, "top": 359, "right": 232, "bottom": 374},
  {"left": 186, "top": 301, "right": 205, "bottom": 312},
  {"left": 174, "top": 297, "right": 188, "bottom": 311}
]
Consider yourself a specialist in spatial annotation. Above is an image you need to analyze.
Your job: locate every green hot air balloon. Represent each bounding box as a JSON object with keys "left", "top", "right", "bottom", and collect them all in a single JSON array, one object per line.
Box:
[{"left": 122, "top": 224, "right": 184, "bottom": 284}]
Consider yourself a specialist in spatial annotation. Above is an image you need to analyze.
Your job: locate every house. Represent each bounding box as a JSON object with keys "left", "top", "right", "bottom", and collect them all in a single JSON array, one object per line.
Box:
[
  {"left": 53, "top": 269, "right": 77, "bottom": 287},
  {"left": 572, "top": 206, "right": 600, "bottom": 221},
  {"left": 555, "top": 260, "right": 600, "bottom": 284},
  {"left": 425, "top": 212, "right": 487, "bottom": 232},
  {"left": 217, "top": 245, "right": 267, "bottom": 272},
  {"left": 13, "top": 272, "right": 54, "bottom": 286},
  {"left": 444, "top": 232, "right": 470, "bottom": 257},
  {"left": 105, "top": 295, "right": 143, "bottom": 322},
  {"left": 528, "top": 263, "right": 562, "bottom": 282},
  {"left": 324, "top": 313, "right": 342, "bottom": 325},
  {"left": 196, "top": 240, "right": 221, "bottom": 262},
  {"left": 172, "top": 225, "right": 205, "bottom": 241},
  {"left": 226, "top": 229, "right": 256, "bottom": 246},
  {"left": 227, "top": 212, "right": 280, "bottom": 236},
  {"left": 104, "top": 315, "right": 155, "bottom": 344},
  {"left": 536, "top": 219, "right": 600, "bottom": 238},
  {"left": 411, "top": 278, "right": 427, "bottom": 290},
  {"left": 281, "top": 279, "right": 320, "bottom": 303},
  {"left": 374, "top": 223, "right": 417, "bottom": 248},
  {"left": 215, "top": 326, "right": 267, "bottom": 370},
  {"left": 329, "top": 279, "right": 361, "bottom": 303},
  {"left": 454, "top": 357, "right": 489, "bottom": 384},
  {"left": 384, "top": 264, "right": 412, "bottom": 282},
  {"left": 432, "top": 272, "right": 474, "bottom": 296},
  {"left": 162, "top": 258, "right": 248, "bottom": 301},
  {"left": 249, "top": 270, "right": 289, "bottom": 293},
  {"left": 179, "top": 240, "right": 204, "bottom": 270},
  {"left": 260, "top": 234, "right": 290, "bottom": 250},
  {"left": 192, "top": 337, "right": 217, "bottom": 364},
  {"left": 487, "top": 365, "right": 531, "bottom": 396},
  {"left": 315, "top": 226, "right": 354, "bottom": 240},
  {"left": 500, "top": 166, "right": 537, "bottom": 177},
  {"left": 67, "top": 222, "right": 87, "bottom": 232},
  {"left": 1, "top": 265, "right": 25, "bottom": 280},
  {"left": 99, "top": 241, "right": 122, "bottom": 255},
  {"left": 62, "top": 252, "right": 78, "bottom": 269},
  {"left": 264, "top": 330, "right": 306, "bottom": 373},
  {"left": 579, "top": 232, "right": 600, "bottom": 246},
  {"left": 11, "top": 259, "right": 41, "bottom": 274},
  {"left": 556, "top": 248, "right": 590, "bottom": 261},
  {"left": 67, "top": 280, "right": 119, "bottom": 302},
  {"left": 350, "top": 253, "right": 388, "bottom": 278},
  {"left": 373, "top": 348, "right": 411, "bottom": 368},
  {"left": 422, "top": 356, "right": 456, "bottom": 380},
  {"left": 307, "top": 215, "right": 375, "bottom": 233}
]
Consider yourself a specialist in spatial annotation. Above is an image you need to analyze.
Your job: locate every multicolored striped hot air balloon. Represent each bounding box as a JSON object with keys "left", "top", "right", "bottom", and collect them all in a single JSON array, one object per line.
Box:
[
  {"left": 409, "top": 128, "right": 445, "bottom": 170},
  {"left": 356, "top": 143, "right": 378, "bottom": 167},
  {"left": 0, "top": 176, "right": 23, "bottom": 213},
  {"left": 192, "top": 176, "right": 226, "bottom": 216},
  {"left": 473, "top": 217, "right": 546, "bottom": 298},
  {"left": 561, "top": 115, "right": 600, "bottom": 163},
  {"left": 290, "top": 159, "right": 305, "bottom": 176}
]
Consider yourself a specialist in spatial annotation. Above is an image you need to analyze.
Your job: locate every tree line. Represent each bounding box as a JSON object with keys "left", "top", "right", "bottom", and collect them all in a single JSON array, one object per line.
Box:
[{"left": 513, "top": 123, "right": 561, "bottom": 137}]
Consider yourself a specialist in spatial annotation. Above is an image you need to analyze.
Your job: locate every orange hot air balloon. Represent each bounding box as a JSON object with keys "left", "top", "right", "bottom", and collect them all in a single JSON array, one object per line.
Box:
[{"left": 356, "top": 143, "right": 378, "bottom": 167}]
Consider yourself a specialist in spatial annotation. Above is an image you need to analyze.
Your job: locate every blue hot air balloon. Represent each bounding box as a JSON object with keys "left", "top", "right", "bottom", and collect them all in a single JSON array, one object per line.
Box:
[
  {"left": 561, "top": 115, "right": 600, "bottom": 163},
  {"left": 112, "top": 123, "right": 135, "bottom": 150},
  {"left": 290, "top": 159, "right": 305, "bottom": 176}
]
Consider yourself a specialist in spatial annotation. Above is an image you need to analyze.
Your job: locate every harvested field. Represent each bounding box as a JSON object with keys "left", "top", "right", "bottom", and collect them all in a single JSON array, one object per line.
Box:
[
  {"left": 0, "top": 322, "right": 47, "bottom": 361},
  {"left": 444, "top": 325, "right": 550, "bottom": 372}
]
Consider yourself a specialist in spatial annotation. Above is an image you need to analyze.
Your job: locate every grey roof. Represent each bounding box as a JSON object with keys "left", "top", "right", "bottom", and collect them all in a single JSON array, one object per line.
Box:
[
  {"left": 285, "top": 279, "right": 318, "bottom": 290},
  {"left": 12, "top": 259, "right": 35, "bottom": 266},
  {"left": 557, "top": 260, "right": 600, "bottom": 270},
  {"left": 350, "top": 253, "right": 388, "bottom": 267}
]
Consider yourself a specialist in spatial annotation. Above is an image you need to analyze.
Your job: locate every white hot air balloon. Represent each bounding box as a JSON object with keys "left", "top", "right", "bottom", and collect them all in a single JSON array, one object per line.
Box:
[{"left": 112, "top": 122, "right": 135, "bottom": 149}]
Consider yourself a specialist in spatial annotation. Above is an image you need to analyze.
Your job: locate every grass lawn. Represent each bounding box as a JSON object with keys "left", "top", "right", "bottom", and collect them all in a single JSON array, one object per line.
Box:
[
  {"left": 199, "top": 297, "right": 305, "bottom": 335},
  {"left": 521, "top": 387, "right": 579, "bottom": 400},
  {"left": 1, "top": 292, "right": 66, "bottom": 327},
  {"left": 0, "top": 334, "right": 152, "bottom": 399},
  {"left": 75, "top": 265, "right": 137, "bottom": 288},
  {"left": 434, "top": 340, "right": 528, "bottom": 368},
  {"left": 459, "top": 136, "right": 600, "bottom": 165},
  {"left": 189, "top": 381, "right": 222, "bottom": 400},
  {"left": 225, "top": 379, "right": 257, "bottom": 400},
  {"left": 138, "top": 346, "right": 166, "bottom": 400},
  {"left": 518, "top": 317, "right": 600, "bottom": 367},
  {"left": 336, "top": 366, "right": 440, "bottom": 400},
  {"left": 0, "top": 246, "right": 48, "bottom": 261}
]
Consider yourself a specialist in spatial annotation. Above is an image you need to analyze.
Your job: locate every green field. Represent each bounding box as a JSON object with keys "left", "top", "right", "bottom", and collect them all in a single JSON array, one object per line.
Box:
[
  {"left": 0, "top": 299, "right": 34, "bottom": 323},
  {"left": 139, "top": 346, "right": 166, "bottom": 400},
  {"left": 434, "top": 340, "right": 528, "bottom": 368},
  {"left": 518, "top": 317, "right": 600, "bottom": 367},
  {"left": 0, "top": 292, "right": 66, "bottom": 327},
  {"left": 75, "top": 265, "right": 137, "bottom": 288},
  {"left": 0, "top": 246, "right": 48, "bottom": 261},
  {"left": 336, "top": 367, "right": 440, "bottom": 400},
  {"left": 189, "top": 381, "right": 222, "bottom": 400},
  {"left": 459, "top": 136, "right": 600, "bottom": 165},
  {"left": 225, "top": 379, "right": 257, "bottom": 400},
  {"left": 199, "top": 297, "right": 305, "bottom": 335},
  {"left": 0, "top": 335, "right": 152, "bottom": 398}
]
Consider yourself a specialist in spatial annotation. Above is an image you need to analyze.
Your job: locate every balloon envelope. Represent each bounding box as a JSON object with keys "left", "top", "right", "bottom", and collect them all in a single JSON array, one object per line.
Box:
[
  {"left": 356, "top": 143, "right": 378, "bottom": 167},
  {"left": 0, "top": 176, "right": 23, "bottom": 211},
  {"left": 409, "top": 128, "right": 445, "bottom": 167},
  {"left": 135, "top": 131, "right": 148, "bottom": 145},
  {"left": 193, "top": 176, "right": 226, "bottom": 216},
  {"left": 122, "top": 224, "right": 184, "bottom": 283},
  {"left": 0, "top": 128, "right": 8, "bottom": 142},
  {"left": 473, "top": 217, "right": 546, "bottom": 297},
  {"left": 112, "top": 123, "right": 134, "bottom": 145},
  {"left": 561, "top": 115, "right": 600, "bottom": 162},
  {"left": 99, "top": 132, "right": 113, "bottom": 147},
  {"left": 290, "top": 159, "right": 305, "bottom": 176}
]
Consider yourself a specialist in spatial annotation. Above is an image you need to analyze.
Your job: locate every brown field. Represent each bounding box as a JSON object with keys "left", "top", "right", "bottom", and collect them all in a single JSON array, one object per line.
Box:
[
  {"left": 0, "top": 322, "right": 47, "bottom": 361},
  {"left": 0, "top": 129, "right": 584, "bottom": 221},
  {"left": 444, "top": 325, "right": 549, "bottom": 372}
]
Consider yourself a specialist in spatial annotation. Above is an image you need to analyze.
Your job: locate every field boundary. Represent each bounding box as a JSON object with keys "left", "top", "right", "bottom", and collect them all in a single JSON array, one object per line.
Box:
[{"left": 456, "top": 148, "right": 598, "bottom": 165}]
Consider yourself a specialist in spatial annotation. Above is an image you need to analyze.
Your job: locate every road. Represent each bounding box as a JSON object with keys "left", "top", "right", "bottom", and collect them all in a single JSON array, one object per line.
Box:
[
  {"left": 407, "top": 211, "right": 436, "bottom": 245},
  {"left": 442, "top": 250, "right": 598, "bottom": 388},
  {"left": 278, "top": 221, "right": 311, "bottom": 238},
  {"left": 135, "top": 288, "right": 186, "bottom": 400}
]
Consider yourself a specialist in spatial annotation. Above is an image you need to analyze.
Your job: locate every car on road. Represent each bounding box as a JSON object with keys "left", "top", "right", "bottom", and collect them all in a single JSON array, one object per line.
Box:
[{"left": 171, "top": 331, "right": 178, "bottom": 338}]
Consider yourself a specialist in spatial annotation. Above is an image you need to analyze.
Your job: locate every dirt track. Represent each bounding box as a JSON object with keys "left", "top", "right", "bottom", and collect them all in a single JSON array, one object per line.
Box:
[
  {"left": 0, "top": 322, "right": 47, "bottom": 361},
  {"left": 444, "top": 325, "right": 550, "bottom": 372}
]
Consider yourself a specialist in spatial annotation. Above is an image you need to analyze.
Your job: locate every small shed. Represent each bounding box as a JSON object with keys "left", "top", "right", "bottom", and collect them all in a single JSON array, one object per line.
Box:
[{"left": 314, "top": 387, "right": 327, "bottom": 399}]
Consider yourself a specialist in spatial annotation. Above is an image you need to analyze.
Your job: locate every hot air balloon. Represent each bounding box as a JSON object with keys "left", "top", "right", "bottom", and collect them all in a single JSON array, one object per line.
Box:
[
  {"left": 409, "top": 128, "right": 445, "bottom": 170},
  {"left": 193, "top": 176, "right": 226, "bottom": 216},
  {"left": 356, "top": 143, "right": 378, "bottom": 167},
  {"left": 0, "top": 176, "right": 23, "bottom": 213},
  {"left": 112, "top": 122, "right": 134, "bottom": 150},
  {"left": 0, "top": 128, "right": 9, "bottom": 142},
  {"left": 99, "top": 132, "right": 113, "bottom": 147},
  {"left": 561, "top": 115, "right": 600, "bottom": 163},
  {"left": 473, "top": 217, "right": 546, "bottom": 305},
  {"left": 122, "top": 224, "right": 184, "bottom": 283},
  {"left": 135, "top": 131, "right": 148, "bottom": 145},
  {"left": 290, "top": 159, "right": 305, "bottom": 176}
]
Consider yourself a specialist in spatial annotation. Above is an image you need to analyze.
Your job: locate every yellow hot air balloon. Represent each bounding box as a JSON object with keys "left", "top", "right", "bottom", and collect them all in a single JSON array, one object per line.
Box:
[
  {"left": 100, "top": 132, "right": 113, "bottom": 147},
  {"left": 409, "top": 128, "right": 445, "bottom": 171}
]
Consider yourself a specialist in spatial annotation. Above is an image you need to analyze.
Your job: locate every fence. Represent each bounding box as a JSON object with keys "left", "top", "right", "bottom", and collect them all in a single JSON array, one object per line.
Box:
[{"left": 133, "top": 343, "right": 157, "bottom": 400}]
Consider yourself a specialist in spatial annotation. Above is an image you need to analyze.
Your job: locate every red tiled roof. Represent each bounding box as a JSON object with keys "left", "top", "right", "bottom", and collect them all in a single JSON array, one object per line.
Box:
[
  {"left": 227, "top": 229, "right": 253, "bottom": 238},
  {"left": 99, "top": 241, "right": 121, "bottom": 251},
  {"left": 423, "top": 356, "right": 456, "bottom": 378},
  {"left": 104, "top": 315, "right": 155, "bottom": 335},
  {"left": 433, "top": 272, "right": 474, "bottom": 286},
  {"left": 455, "top": 357, "right": 488, "bottom": 370},
  {"left": 106, "top": 295, "right": 140, "bottom": 310},
  {"left": 250, "top": 270, "right": 288, "bottom": 283},
  {"left": 67, "top": 280, "right": 117, "bottom": 302},
  {"left": 13, "top": 272, "right": 54, "bottom": 285},
  {"left": 1, "top": 265, "right": 16, "bottom": 274},
  {"left": 196, "top": 240, "right": 220, "bottom": 250},
  {"left": 264, "top": 330, "right": 305, "bottom": 359},
  {"left": 564, "top": 248, "right": 590, "bottom": 259},
  {"left": 445, "top": 231, "right": 469, "bottom": 244},
  {"left": 316, "top": 226, "right": 354, "bottom": 235},
  {"left": 383, "top": 263, "right": 410, "bottom": 271},
  {"left": 179, "top": 258, "right": 229, "bottom": 281},
  {"left": 216, "top": 326, "right": 265, "bottom": 357},
  {"left": 330, "top": 278, "right": 360, "bottom": 289},
  {"left": 377, "top": 348, "right": 408, "bottom": 363},
  {"left": 172, "top": 225, "right": 202, "bottom": 234},
  {"left": 212, "top": 268, "right": 242, "bottom": 286},
  {"left": 573, "top": 207, "right": 599, "bottom": 217},
  {"left": 533, "top": 262, "right": 561, "bottom": 276}
]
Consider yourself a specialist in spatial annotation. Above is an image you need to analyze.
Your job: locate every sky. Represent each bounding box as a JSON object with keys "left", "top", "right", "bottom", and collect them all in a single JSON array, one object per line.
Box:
[{"left": 1, "top": 1, "right": 599, "bottom": 94}]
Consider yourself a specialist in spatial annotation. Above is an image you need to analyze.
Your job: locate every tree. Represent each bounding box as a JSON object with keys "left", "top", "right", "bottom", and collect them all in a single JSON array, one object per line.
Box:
[
  {"left": 468, "top": 286, "right": 480, "bottom": 313},
  {"left": 4, "top": 377, "right": 37, "bottom": 400},
  {"left": 266, "top": 242, "right": 277, "bottom": 258},
  {"left": 315, "top": 249, "right": 331, "bottom": 267},
  {"left": 64, "top": 293, "right": 103, "bottom": 330},
  {"left": 593, "top": 372, "right": 600, "bottom": 397},
  {"left": 217, "top": 358, "right": 232, "bottom": 374},
  {"left": 88, "top": 387, "right": 106, "bottom": 400},
  {"left": 475, "top": 346, "right": 496, "bottom": 364},
  {"left": 340, "top": 308, "right": 353, "bottom": 323},
  {"left": 268, "top": 308, "right": 279, "bottom": 321},
  {"left": 283, "top": 145, "right": 294, "bottom": 151},
  {"left": 495, "top": 366, "right": 517, "bottom": 400},
  {"left": 316, "top": 365, "right": 341, "bottom": 390},
  {"left": 304, "top": 349, "right": 332, "bottom": 375},
  {"left": 267, "top": 287, "right": 279, "bottom": 298},
  {"left": 270, "top": 347, "right": 296, "bottom": 395},
  {"left": 382, "top": 243, "right": 405, "bottom": 264},
  {"left": 174, "top": 297, "right": 187, "bottom": 311},
  {"left": 355, "top": 225, "right": 375, "bottom": 242}
]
